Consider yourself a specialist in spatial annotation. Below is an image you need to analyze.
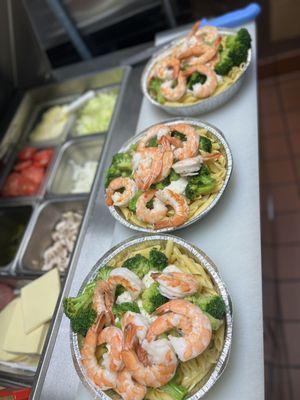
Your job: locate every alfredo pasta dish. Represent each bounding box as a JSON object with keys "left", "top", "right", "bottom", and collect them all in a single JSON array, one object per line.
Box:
[
  {"left": 64, "top": 239, "right": 227, "bottom": 400},
  {"left": 146, "top": 23, "right": 251, "bottom": 106},
  {"left": 104, "top": 122, "right": 228, "bottom": 230}
]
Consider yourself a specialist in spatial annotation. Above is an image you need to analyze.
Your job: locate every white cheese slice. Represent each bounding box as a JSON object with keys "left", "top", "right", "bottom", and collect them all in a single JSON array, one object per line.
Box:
[
  {"left": 21, "top": 268, "right": 61, "bottom": 333},
  {"left": 4, "top": 298, "right": 47, "bottom": 355},
  {"left": 0, "top": 299, "right": 20, "bottom": 362}
]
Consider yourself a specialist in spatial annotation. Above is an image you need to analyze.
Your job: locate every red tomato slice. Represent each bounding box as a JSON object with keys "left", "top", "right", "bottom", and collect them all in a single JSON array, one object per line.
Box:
[
  {"left": 1, "top": 173, "right": 22, "bottom": 197},
  {"left": 33, "top": 149, "right": 54, "bottom": 167},
  {"left": 19, "top": 176, "right": 39, "bottom": 196},
  {"left": 14, "top": 160, "right": 32, "bottom": 171},
  {"left": 18, "top": 147, "right": 37, "bottom": 161},
  {"left": 21, "top": 166, "right": 44, "bottom": 185}
]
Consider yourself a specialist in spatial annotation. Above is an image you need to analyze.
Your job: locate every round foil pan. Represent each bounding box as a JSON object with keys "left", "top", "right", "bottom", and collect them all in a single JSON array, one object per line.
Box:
[
  {"left": 108, "top": 118, "right": 233, "bottom": 233},
  {"left": 141, "top": 28, "right": 252, "bottom": 116},
  {"left": 71, "top": 234, "right": 233, "bottom": 400}
]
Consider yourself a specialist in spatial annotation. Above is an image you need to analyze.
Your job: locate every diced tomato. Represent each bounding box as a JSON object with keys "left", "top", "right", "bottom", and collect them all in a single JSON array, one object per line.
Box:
[
  {"left": 18, "top": 147, "right": 37, "bottom": 160},
  {"left": 1, "top": 173, "right": 22, "bottom": 197},
  {"left": 33, "top": 149, "right": 54, "bottom": 167},
  {"left": 13, "top": 160, "right": 32, "bottom": 171},
  {"left": 19, "top": 176, "right": 39, "bottom": 196},
  {"left": 21, "top": 166, "right": 44, "bottom": 185}
]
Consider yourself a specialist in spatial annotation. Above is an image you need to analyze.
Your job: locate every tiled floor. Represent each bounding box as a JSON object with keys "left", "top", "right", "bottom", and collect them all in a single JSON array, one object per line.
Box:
[{"left": 259, "top": 71, "right": 300, "bottom": 400}]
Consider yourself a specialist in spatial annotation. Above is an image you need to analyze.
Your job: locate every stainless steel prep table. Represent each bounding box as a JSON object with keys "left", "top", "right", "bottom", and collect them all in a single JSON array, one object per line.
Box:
[{"left": 32, "top": 21, "right": 264, "bottom": 400}]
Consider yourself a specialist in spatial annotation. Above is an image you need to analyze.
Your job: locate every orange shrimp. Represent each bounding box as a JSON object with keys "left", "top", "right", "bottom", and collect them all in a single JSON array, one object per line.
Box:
[
  {"left": 170, "top": 123, "right": 199, "bottom": 160},
  {"left": 160, "top": 71, "right": 187, "bottom": 102},
  {"left": 179, "top": 37, "right": 221, "bottom": 65},
  {"left": 116, "top": 370, "right": 147, "bottom": 400},
  {"left": 97, "top": 326, "right": 124, "bottom": 372},
  {"left": 154, "top": 189, "right": 189, "bottom": 229},
  {"left": 184, "top": 64, "right": 217, "bottom": 99},
  {"left": 92, "top": 280, "right": 114, "bottom": 325},
  {"left": 137, "top": 124, "right": 170, "bottom": 151},
  {"left": 149, "top": 299, "right": 212, "bottom": 361},
  {"left": 155, "top": 57, "right": 180, "bottom": 81},
  {"left": 106, "top": 177, "right": 137, "bottom": 207},
  {"left": 133, "top": 148, "right": 164, "bottom": 191},
  {"left": 136, "top": 190, "right": 167, "bottom": 225},
  {"left": 156, "top": 136, "right": 174, "bottom": 182}
]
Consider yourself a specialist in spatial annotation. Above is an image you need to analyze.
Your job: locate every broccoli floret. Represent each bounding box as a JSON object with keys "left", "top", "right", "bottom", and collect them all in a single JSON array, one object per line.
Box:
[
  {"left": 204, "top": 312, "right": 224, "bottom": 331},
  {"left": 104, "top": 152, "right": 132, "bottom": 187},
  {"left": 96, "top": 265, "right": 113, "bottom": 281},
  {"left": 63, "top": 284, "right": 97, "bottom": 336},
  {"left": 199, "top": 136, "right": 212, "bottom": 153},
  {"left": 128, "top": 190, "right": 142, "bottom": 213},
  {"left": 112, "top": 302, "right": 140, "bottom": 319},
  {"left": 141, "top": 282, "right": 168, "bottom": 313},
  {"left": 122, "top": 254, "right": 151, "bottom": 279},
  {"left": 214, "top": 50, "right": 233, "bottom": 76},
  {"left": 228, "top": 41, "right": 248, "bottom": 66},
  {"left": 149, "top": 248, "right": 168, "bottom": 270},
  {"left": 70, "top": 306, "right": 97, "bottom": 337},
  {"left": 187, "top": 71, "right": 206, "bottom": 90},
  {"left": 186, "top": 294, "right": 226, "bottom": 320},
  {"left": 149, "top": 78, "right": 165, "bottom": 104},
  {"left": 154, "top": 169, "right": 180, "bottom": 190},
  {"left": 171, "top": 130, "right": 187, "bottom": 141},
  {"left": 158, "top": 379, "right": 188, "bottom": 400},
  {"left": 147, "top": 137, "right": 158, "bottom": 147},
  {"left": 236, "top": 28, "right": 252, "bottom": 49},
  {"left": 185, "top": 166, "right": 216, "bottom": 200}
]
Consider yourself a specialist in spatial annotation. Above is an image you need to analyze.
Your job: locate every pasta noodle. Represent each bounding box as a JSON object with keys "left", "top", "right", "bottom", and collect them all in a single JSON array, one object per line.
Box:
[
  {"left": 95, "top": 240, "right": 226, "bottom": 399},
  {"left": 119, "top": 128, "right": 227, "bottom": 229}
]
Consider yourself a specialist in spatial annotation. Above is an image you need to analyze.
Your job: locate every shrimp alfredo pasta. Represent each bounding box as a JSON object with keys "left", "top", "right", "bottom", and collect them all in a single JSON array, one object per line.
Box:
[
  {"left": 104, "top": 121, "right": 228, "bottom": 230},
  {"left": 64, "top": 239, "right": 227, "bottom": 400},
  {"left": 146, "top": 23, "right": 251, "bottom": 107}
]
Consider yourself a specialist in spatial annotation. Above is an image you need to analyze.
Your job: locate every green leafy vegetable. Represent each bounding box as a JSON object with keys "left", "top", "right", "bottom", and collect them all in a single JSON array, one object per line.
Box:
[
  {"left": 186, "top": 294, "right": 226, "bottom": 320},
  {"left": 104, "top": 152, "right": 132, "bottom": 187},
  {"left": 141, "top": 282, "right": 168, "bottom": 314},
  {"left": 158, "top": 379, "right": 188, "bottom": 400},
  {"left": 185, "top": 165, "right": 216, "bottom": 200},
  {"left": 122, "top": 254, "right": 151, "bottom": 279},
  {"left": 149, "top": 248, "right": 168, "bottom": 270},
  {"left": 149, "top": 78, "right": 165, "bottom": 104},
  {"left": 199, "top": 136, "right": 212, "bottom": 153},
  {"left": 187, "top": 71, "right": 206, "bottom": 90},
  {"left": 112, "top": 302, "right": 140, "bottom": 319}
]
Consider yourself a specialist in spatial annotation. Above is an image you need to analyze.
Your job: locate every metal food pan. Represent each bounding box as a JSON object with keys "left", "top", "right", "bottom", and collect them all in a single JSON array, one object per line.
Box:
[
  {"left": 0, "top": 143, "right": 60, "bottom": 204},
  {"left": 141, "top": 28, "right": 252, "bottom": 116},
  {"left": 46, "top": 137, "right": 105, "bottom": 196},
  {"left": 0, "top": 204, "right": 34, "bottom": 275},
  {"left": 0, "top": 66, "right": 127, "bottom": 189},
  {"left": 18, "top": 196, "right": 87, "bottom": 275},
  {"left": 69, "top": 84, "right": 120, "bottom": 139},
  {"left": 25, "top": 96, "right": 76, "bottom": 147},
  {"left": 108, "top": 118, "right": 233, "bottom": 233},
  {"left": 0, "top": 276, "right": 37, "bottom": 386},
  {"left": 71, "top": 234, "right": 233, "bottom": 400}
]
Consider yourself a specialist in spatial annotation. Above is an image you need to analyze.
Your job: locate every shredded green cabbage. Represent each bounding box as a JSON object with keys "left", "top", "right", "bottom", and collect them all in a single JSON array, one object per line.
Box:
[{"left": 75, "top": 88, "right": 118, "bottom": 135}]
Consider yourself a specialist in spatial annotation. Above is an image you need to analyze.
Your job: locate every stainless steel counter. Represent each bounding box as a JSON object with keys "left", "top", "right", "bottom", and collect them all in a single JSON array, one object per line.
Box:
[{"left": 32, "top": 21, "right": 264, "bottom": 400}]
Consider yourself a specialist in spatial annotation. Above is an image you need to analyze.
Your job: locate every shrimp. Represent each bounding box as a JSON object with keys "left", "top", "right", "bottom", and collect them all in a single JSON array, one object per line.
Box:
[
  {"left": 171, "top": 123, "right": 199, "bottom": 161},
  {"left": 136, "top": 190, "right": 167, "bottom": 225},
  {"left": 201, "top": 151, "right": 222, "bottom": 161},
  {"left": 116, "top": 370, "right": 147, "bottom": 400},
  {"left": 106, "top": 177, "right": 137, "bottom": 207},
  {"left": 155, "top": 57, "right": 180, "bottom": 81},
  {"left": 151, "top": 265, "right": 199, "bottom": 299},
  {"left": 97, "top": 326, "right": 124, "bottom": 372},
  {"left": 172, "top": 156, "right": 202, "bottom": 176},
  {"left": 196, "top": 26, "right": 220, "bottom": 45},
  {"left": 93, "top": 280, "right": 114, "bottom": 324},
  {"left": 160, "top": 72, "right": 187, "bottom": 102},
  {"left": 121, "top": 311, "right": 149, "bottom": 342},
  {"left": 179, "top": 37, "right": 221, "bottom": 65},
  {"left": 108, "top": 268, "right": 145, "bottom": 300},
  {"left": 154, "top": 189, "right": 189, "bottom": 229},
  {"left": 148, "top": 299, "right": 212, "bottom": 361},
  {"left": 81, "top": 316, "right": 117, "bottom": 389},
  {"left": 137, "top": 124, "right": 170, "bottom": 151},
  {"left": 184, "top": 64, "right": 217, "bottom": 99},
  {"left": 156, "top": 136, "right": 174, "bottom": 181},
  {"left": 133, "top": 148, "right": 164, "bottom": 191},
  {"left": 122, "top": 323, "right": 178, "bottom": 387}
]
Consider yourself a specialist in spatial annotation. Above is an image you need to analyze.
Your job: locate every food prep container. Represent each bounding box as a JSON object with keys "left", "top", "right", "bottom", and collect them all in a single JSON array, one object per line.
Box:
[
  {"left": 141, "top": 28, "right": 252, "bottom": 116},
  {"left": 71, "top": 234, "right": 233, "bottom": 400},
  {"left": 19, "top": 197, "right": 87, "bottom": 275},
  {"left": 108, "top": 118, "right": 233, "bottom": 233},
  {"left": 47, "top": 137, "right": 104, "bottom": 196},
  {"left": 26, "top": 96, "right": 76, "bottom": 147},
  {"left": 69, "top": 85, "right": 120, "bottom": 138},
  {"left": 0, "top": 276, "right": 37, "bottom": 385},
  {"left": 0, "top": 205, "right": 33, "bottom": 274}
]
